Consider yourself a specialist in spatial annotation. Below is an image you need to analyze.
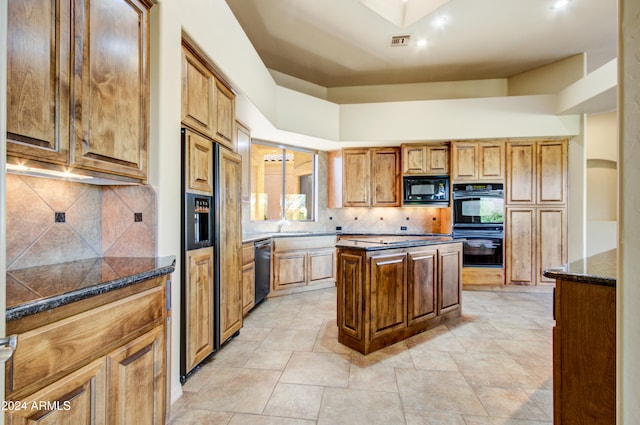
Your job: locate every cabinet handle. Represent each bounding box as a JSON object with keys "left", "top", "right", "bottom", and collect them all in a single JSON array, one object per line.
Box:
[{"left": 0, "top": 335, "right": 17, "bottom": 363}]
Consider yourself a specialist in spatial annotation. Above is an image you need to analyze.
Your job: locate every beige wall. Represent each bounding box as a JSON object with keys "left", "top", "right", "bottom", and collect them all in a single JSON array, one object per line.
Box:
[
  {"left": 508, "top": 54, "right": 585, "bottom": 96},
  {"left": 619, "top": 0, "right": 640, "bottom": 422}
]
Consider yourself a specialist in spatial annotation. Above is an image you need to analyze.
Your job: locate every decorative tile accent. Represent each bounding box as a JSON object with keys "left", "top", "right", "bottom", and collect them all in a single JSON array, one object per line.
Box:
[{"left": 55, "top": 212, "right": 66, "bottom": 223}]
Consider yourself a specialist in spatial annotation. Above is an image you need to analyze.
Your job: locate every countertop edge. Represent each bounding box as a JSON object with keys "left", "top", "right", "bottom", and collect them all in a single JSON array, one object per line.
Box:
[
  {"left": 542, "top": 249, "right": 616, "bottom": 287},
  {"left": 542, "top": 269, "right": 616, "bottom": 287},
  {"left": 6, "top": 257, "right": 176, "bottom": 322}
]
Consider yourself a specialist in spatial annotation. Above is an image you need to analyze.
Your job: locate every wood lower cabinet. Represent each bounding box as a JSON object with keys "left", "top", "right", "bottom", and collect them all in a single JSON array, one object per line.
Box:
[
  {"left": 7, "top": 0, "right": 152, "bottom": 182},
  {"left": 219, "top": 147, "right": 243, "bottom": 343},
  {"left": 337, "top": 242, "right": 462, "bottom": 354},
  {"left": 242, "top": 242, "right": 256, "bottom": 316},
  {"left": 552, "top": 278, "right": 616, "bottom": 425},
  {"left": 328, "top": 147, "right": 400, "bottom": 207},
  {"left": 401, "top": 143, "right": 450, "bottom": 175},
  {"left": 184, "top": 247, "right": 215, "bottom": 374},
  {"left": 271, "top": 236, "right": 337, "bottom": 296},
  {"left": 5, "top": 275, "right": 169, "bottom": 424},
  {"left": 451, "top": 141, "right": 504, "bottom": 182}
]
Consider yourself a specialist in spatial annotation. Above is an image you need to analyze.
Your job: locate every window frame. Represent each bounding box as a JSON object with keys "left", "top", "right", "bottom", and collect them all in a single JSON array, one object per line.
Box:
[{"left": 250, "top": 140, "right": 318, "bottom": 222}]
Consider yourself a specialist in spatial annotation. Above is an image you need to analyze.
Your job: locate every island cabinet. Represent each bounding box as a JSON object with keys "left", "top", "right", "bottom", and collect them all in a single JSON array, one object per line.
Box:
[
  {"left": 4, "top": 275, "right": 170, "bottom": 425},
  {"left": 6, "top": 0, "right": 152, "bottom": 182},
  {"left": 401, "top": 142, "right": 450, "bottom": 175},
  {"left": 337, "top": 242, "right": 462, "bottom": 354},
  {"left": 271, "top": 236, "right": 337, "bottom": 297},
  {"left": 451, "top": 141, "right": 504, "bottom": 182},
  {"left": 181, "top": 43, "right": 236, "bottom": 151},
  {"left": 505, "top": 139, "right": 568, "bottom": 285},
  {"left": 328, "top": 147, "right": 401, "bottom": 208}
]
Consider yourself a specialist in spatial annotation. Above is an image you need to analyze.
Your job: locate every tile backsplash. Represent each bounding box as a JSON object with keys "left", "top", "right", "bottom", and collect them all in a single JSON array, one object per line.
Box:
[{"left": 6, "top": 174, "right": 157, "bottom": 270}]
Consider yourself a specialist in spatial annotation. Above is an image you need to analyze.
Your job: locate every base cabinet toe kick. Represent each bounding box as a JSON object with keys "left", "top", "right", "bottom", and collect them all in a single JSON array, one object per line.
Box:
[{"left": 336, "top": 241, "right": 463, "bottom": 355}]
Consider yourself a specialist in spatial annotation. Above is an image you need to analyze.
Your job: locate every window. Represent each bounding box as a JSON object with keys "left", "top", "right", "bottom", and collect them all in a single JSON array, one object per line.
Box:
[{"left": 250, "top": 142, "right": 317, "bottom": 221}]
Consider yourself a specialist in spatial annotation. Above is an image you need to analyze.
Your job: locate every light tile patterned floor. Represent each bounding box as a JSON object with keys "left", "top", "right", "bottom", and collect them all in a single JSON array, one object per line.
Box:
[{"left": 170, "top": 287, "right": 554, "bottom": 425}]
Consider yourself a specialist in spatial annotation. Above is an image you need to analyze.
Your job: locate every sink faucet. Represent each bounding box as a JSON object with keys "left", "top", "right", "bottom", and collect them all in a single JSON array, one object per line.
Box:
[{"left": 278, "top": 219, "right": 289, "bottom": 232}]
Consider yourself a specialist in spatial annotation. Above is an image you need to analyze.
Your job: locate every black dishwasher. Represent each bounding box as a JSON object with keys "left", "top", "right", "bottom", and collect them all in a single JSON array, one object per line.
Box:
[{"left": 254, "top": 240, "right": 272, "bottom": 306}]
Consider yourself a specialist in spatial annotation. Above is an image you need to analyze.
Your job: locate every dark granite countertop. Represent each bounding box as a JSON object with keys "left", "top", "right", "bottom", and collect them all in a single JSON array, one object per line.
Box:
[
  {"left": 335, "top": 235, "right": 459, "bottom": 251},
  {"left": 242, "top": 231, "right": 452, "bottom": 244},
  {"left": 542, "top": 249, "right": 616, "bottom": 287},
  {"left": 6, "top": 256, "right": 176, "bottom": 321}
]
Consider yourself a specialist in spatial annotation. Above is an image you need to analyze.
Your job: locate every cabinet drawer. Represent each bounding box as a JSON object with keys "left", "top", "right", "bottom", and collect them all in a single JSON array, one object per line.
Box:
[
  {"left": 8, "top": 286, "right": 164, "bottom": 396},
  {"left": 242, "top": 242, "right": 256, "bottom": 265}
]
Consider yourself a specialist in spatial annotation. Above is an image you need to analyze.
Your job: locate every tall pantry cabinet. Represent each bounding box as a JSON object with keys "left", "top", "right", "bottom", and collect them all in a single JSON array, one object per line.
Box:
[{"left": 505, "top": 140, "right": 568, "bottom": 285}]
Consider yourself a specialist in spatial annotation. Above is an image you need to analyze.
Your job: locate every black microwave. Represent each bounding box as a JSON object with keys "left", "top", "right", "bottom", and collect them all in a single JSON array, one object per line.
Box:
[{"left": 403, "top": 176, "right": 450, "bottom": 205}]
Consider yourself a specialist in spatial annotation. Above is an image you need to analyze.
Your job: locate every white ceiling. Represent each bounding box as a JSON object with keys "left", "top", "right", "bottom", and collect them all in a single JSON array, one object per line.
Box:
[{"left": 225, "top": 0, "right": 618, "bottom": 88}]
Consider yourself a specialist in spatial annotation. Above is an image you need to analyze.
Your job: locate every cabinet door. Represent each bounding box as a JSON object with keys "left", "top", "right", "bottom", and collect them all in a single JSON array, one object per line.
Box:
[
  {"left": 505, "top": 208, "right": 536, "bottom": 285},
  {"left": 407, "top": 250, "right": 437, "bottom": 326},
  {"left": 337, "top": 253, "right": 364, "bottom": 341},
  {"left": 537, "top": 140, "right": 567, "bottom": 205},
  {"left": 438, "top": 245, "right": 462, "bottom": 314},
  {"left": 185, "top": 129, "right": 214, "bottom": 195},
  {"left": 506, "top": 142, "right": 536, "bottom": 204},
  {"left": 5, "top": 358, "right": 107, "bottom": 425},
  {"left": 185, "top": 247, "right": 215, "bottom": 373},
  {"left": 273, "top": 251, "right": 307, "bottom": 289},
  {"left": 213, "top": 79, "right": 235, "bottom": 149},
  {"left": 6, "top": 0, "right": 71, "bottom": 165},
  {"left": 371, "top": 147, "right": 401, "bottom": 207},
  {"left": 236, "top": 121, "right": 252, "bottom": 201},
  {"left": 537, "top": 208, "right": 567, "bottom": 285},
  {"left": 451, "top": 143, "right": 478, "bottom": 181},
  {"left": 478, "top": 142, "right": 504, "bottom": 180},
  {"left": 370, "top": 253, "right": 407, "bottom": 339},
  {"left": 107, "top": 326, "right": 166, "bottom": 425},
  {"left": 71, "top": 0, "right": 150, "bottom": 180},
  {"left": 181, "top": 45, "right": 215, "bottom": 138},
  {"left": 219, "top": 147, "right": 243, "bottom": 343},
  {"left": 426, "top": 145, "right": 450, "bottom": 175},
  {"left": 242, "top": 243, "right": 255, "bottom": 316},
  {"left": 308, "top": 248, "right": 336, "bottom": 284},
  {"left": 402, "top": 145, "right": 428, "bottom": 174},
  {"left": 343, "top": 149, "right": 371, "bottom": 207}
]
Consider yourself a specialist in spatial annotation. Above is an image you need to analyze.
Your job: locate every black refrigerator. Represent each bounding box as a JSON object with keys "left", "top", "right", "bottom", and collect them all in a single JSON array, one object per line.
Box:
[{"left": 179, "top": 128, "right": 220, "bottom": 384}]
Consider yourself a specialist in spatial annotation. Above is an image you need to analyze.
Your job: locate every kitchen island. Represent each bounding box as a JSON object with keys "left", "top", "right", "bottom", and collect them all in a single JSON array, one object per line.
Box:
[
  {"left": 336, "top": 236, "right": 462, "bottom": 354},
  {"left": 543, "top": 249, "right": 616, "bottom": 425}
]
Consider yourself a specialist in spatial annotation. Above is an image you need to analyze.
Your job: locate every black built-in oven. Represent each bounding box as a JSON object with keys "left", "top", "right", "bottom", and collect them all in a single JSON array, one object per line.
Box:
[{"left": 452, "top": 183, "right": 504, "bottom": 267}]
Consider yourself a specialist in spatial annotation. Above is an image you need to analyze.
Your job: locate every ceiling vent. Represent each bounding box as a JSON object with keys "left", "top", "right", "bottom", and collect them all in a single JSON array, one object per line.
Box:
[{"left": 390, "top": 35, "right": 411, "bottom": 47}]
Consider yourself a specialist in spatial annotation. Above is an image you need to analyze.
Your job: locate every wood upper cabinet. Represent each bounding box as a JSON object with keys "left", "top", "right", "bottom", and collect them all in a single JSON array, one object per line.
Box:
[
  {"left": 506, "top": 140, "right": 567, "bottom": 205},
  {"left": 213, "top": 80, "right": 235, "bottom": 149},
  {"left": 401, "top": 143, "right": 450, "bottom": 175},
  {"left": 219, "top": 147, "right": 243, "bottom": 343},
  {"left": 330, "top": 147, "right": 400, "bottom": 207},
  {"left": 236, "top": 121, "right": 252, "bottom": 201},
  {"left": 451, "top": 141, "right": 504, "bottom": 181},
  {"left": 181, "top": 42, "right": 236, "bottom": 150},
  {"left": 242, "top": 242, "right": 255, "bottom": 316},
  {"left": 184, "top": 247, "right": 215, "bottom": 374},
  {"left": 182, "top": 45, "right": 216, "bottom": 138},
  {"left": 7, "top": 0, "right": 151, "bottom": 182},
  {"left": 371, "top": 147, "right": 401, "bottom": 207},
  {"left": 343, "top": 149, "right": 371, "bottom": 207},
  {"left": 184, "top": 129, "right": 214, "bottom": 195},
  {"left": 6, "top": 0, "right": 71, "bottom": 165}
]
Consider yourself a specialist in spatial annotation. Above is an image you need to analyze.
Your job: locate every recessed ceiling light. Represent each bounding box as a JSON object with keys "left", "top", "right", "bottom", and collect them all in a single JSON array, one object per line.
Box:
[
  {"left": 552, "top": 0, "right": 569, "bottom": 9},
  {"left": 416, "top": 39, "right": 427, "bottom": 47},
  {"left": 433, "top": 15, "right": 448, "bottom": 28}
]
